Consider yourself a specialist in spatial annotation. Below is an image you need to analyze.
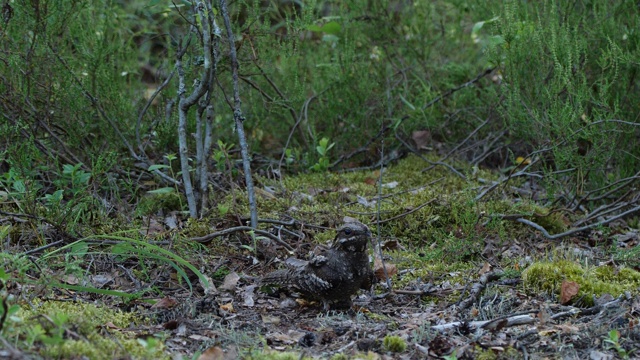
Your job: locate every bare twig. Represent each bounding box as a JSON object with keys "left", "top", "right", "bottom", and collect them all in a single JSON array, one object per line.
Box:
[
  {"left": 571, "top": 171, "right": 640, "bottom": 213},
  {"left": 219, "top": 0, "right": 258, "bottom": 228},
  {"left": 512, "top": 204, "right": 640, "bottom": 240},
  {"left": 331, "top": 67, "right": 495, "bottom": 169},
  {"left": 431, "top": 314, "right": 536, "bottom": 332},
  {"left": 377, "top": 199, "right": 436, "bottom": 224},
  {"left": 48, "top": 42, "right": 142, "bottom": 162},
  {"left": 475, "top": 159, "right": 542, "bottom": 201},
  {"left": 574, "top": 198, "right": 636, "bottom": 227},
  {"left": 550, "top": 295, "right": 623, "bottom": 320},
  {"left": 189, "top": 226, "right": 293, "bottom": 252},
  {"left": 421, "top": 116, "right": 490, "bottom": 175},
  {"left": 374, "top": 134, "right": 392, "bottom": 290},
  {"left": 395, "top": 132, "right": 466, "bottom": 179},
  {"left": 457, "top": 270, "right": 505, "bottom": 310},
  {"left": 136, "top": 69, "right": 176, "bottom": 150},
  {"left": 175, "top": 0, "right": 216, "bottom": 217}
]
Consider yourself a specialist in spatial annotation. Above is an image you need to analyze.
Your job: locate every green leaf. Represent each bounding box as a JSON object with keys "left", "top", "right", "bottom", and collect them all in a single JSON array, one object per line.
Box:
[
  {"left": 12, "top": 180, "right": 25, "bottom": 193},
  {"left": 399, "top": 94, "right": 416, "bottom": 111},
  {"left": 148, "top": 164, "right": 170, "bottom": 171},
  {"left": 147, "top": 187, "right": 175, "bottom": 194},
  {"left": 322, "top": 34, "right": 339, "bottom": 43},
  {"left": 320, "top": 21, "right": 341, "bottom": 35},
  {"left": 87, "top": 235, "right": 210, "bottom": 291},
  {"left": 487, "top": 35, "right": 506, "bottom": 47},
  {"left": 218, "top": 203, "right": 229, "bottom": 216},
  {"left": 471, "top": 16, "right": 499, "bottom": 42},
  {"left": 70, "top": 241, "right": 88, "bottom": 257},
  {"left": 307, "top": 21, "right": 341, "bottom": 35}
]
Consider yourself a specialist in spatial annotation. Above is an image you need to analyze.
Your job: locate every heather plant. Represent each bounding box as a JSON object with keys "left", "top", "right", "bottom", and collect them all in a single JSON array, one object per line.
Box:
[{"left": 486, "top": 0, "right": 640, "bottom": 205}]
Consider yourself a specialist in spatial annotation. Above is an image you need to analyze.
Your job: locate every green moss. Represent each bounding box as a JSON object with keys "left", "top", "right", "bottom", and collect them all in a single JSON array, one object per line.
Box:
[
  {"left": 502, "top": 346, "right": 523, "bottom": 359},
  {"left": 382, "top": 335, "right": 407, "bottom": 353},
  {"left": 475, "top": 346, "right": 498, "bottom": 360},
  {"left": 522, "top": 260, "right": 640, "bottom": 305},
  {"left": 136, "top": 191, "right": 184, "bottom": 216},
  {"left": 392, "top": 249, "right": 476, "bottom": 289},
  {"left": 13, "top": 301, "right": 165, "bottom": 360},
  {"left": 200, "top": 154, "right": 529, "bottom": 268},
  {"left": 244, "top": 351, "right": 311, "bottom": 360},
  {"left": 330, "top": 354, "right": 349, "bottom": 360}
]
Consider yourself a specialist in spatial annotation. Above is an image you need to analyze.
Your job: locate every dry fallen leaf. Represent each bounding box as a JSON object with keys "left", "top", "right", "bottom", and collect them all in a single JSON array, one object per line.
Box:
[
  {"left": 412, "top": 130, "right": 432, "bottom": 150},
  {"left": 363, "top": 177, "right": 376, "bottom": 185},
  {"left": 478, "top": 262, "right": 492, "bottom": 275},
  {"left": 140, "top": 217, "right": 165, "bottom": 237},
  {"left": 62, "top": 274, "right": 79, "bottom": 285},
  {"left": 220, "top": 272, "right": 240, "bottom": 291},
  {"left": 220, "top": 302, "right": 235, "bottom": 313},
  {"left": 197, "top": 346, "right": 225, "bottom": 360},
  {"left": 381, "top": 239, "right": 400, "bottom": 251},
  {"left": 374, "top": 257, "right": 398, "bottom": 281},
  {"left": 151, "top": 297, "right": 178, "bottom": 309},
  {"left": 242, "top": 284, "right": 256, "bottom": 307},
  {"left": 104, "top": 322, "right": 120, "bottom": 330},
  {"left": 560, "top": 280, "right": 579, "bottom": 305}
]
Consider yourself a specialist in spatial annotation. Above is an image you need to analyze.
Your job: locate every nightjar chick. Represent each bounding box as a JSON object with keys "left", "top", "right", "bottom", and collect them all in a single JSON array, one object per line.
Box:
[{"left": 261, "top": 222, "right": 374, "bottom": 310}]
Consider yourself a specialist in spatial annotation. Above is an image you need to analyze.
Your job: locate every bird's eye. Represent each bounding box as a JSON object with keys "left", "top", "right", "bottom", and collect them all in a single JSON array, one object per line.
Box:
[{"left": 343, "top": 228, "right": 352, "bottom": 235}]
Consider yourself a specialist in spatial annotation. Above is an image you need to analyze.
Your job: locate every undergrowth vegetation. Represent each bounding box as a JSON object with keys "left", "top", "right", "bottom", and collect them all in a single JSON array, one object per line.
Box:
[
  {"left": 2, "top": 0, "right": 638, "bottom": 221},
  {"left": 0, "top": 0, "right": 639, "bottom": 358}
]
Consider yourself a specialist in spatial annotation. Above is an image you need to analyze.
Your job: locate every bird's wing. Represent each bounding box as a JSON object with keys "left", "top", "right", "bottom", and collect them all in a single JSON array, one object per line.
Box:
[
  {"left": 308, "top": 254, "right": 328, "bottom": 267},
  {"left": 284, "top": 257, "right": 308, "bottom": 269},
  {"left": 295, "top": 271, "right": 332, "bottom": 293}
]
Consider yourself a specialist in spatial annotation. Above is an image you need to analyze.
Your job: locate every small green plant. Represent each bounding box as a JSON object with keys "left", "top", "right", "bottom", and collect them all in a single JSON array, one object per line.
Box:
[
  {"left": 217, "top": 203, "right": 230, "bottom": 217},
  {"left": 411, "top": 322, "right": 435, "bottom": 344},
  {"left": 137, "top": 336, "right": 162, "bottom": 356},
  {"left": 310, "top": 137, "right": 334, "bottom": 172},
  {"left": 240, "top": 231, "right": 269, "bottom": 256},
  {"left": 284, "top": 148, "right": 296, "bottom": 167},
  {"left": 37, "top": 163, "right": 96, "bottom": 228},
  {"left": 604, "top": 329, "right": 632, "bottom": 359},
  {"left": 212, "top": 266, "right": 231, "bottom": 281},
  {"left": 38, "top": 312, "right": 69, "bottom": 345},
  {"left": 146, "top": 154, "right": 184, "bottom": 212},
  {"left": 148, "top": 153, "right": 180, "bottom": 190},
  {"left": 213, "top": 140, "right": 234, "bottom": 172},
  {"left": 0, "top": 168, "right": 30, "bottom": 202},
  {"left": 383, "top": 335, "right": 407, "bottom": 353},
  {"left": 59, "top": 163, "right": 91, "bottom": 196},
  {"left": 330, "top": 354, "right": 349, "bottom": 360}
]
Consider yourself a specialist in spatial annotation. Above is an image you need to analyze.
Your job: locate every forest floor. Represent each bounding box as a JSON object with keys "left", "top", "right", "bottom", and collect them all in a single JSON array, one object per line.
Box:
[{"left": 3, "top": 154, "right": 640, "bottom": 359}]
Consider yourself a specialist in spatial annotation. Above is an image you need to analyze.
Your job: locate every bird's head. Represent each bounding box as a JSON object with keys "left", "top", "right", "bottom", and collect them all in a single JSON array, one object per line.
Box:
[{"left": 334, "top": 222, "right": 371, "bottom": 252}]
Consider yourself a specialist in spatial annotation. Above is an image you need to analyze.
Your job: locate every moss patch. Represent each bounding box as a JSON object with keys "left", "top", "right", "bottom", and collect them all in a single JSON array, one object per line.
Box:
[
  {"left": 8, "top": 300, "right": 165, "bottom": 360},
  {"left": 522, "top": 260, "right": 640, "bottom": 305}
]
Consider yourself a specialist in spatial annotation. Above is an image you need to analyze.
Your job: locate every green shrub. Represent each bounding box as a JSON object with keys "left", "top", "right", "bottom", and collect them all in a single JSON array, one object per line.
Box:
[{"left": 488, "top": 0, "right": 640, "bottom": 202}]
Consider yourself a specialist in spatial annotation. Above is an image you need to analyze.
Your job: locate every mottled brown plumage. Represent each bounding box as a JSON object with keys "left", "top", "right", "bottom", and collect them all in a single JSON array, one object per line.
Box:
[{"left": 261, "top": 222, "right": 374, "bottom": 310}]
